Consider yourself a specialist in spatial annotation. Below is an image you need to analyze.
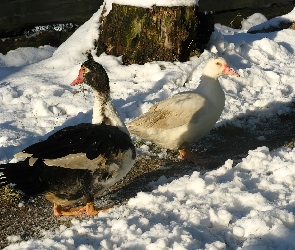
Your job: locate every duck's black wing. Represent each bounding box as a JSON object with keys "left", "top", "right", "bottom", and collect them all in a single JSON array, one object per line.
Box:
[
  {"left": 23, "top": 123, "right": 135, "bottom": 160},
  {"left": 0, "top": 124, "right": 135, "bottom": 198}
]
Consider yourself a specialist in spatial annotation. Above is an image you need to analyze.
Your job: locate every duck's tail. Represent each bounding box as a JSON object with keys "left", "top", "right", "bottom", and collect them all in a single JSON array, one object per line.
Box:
[{"left": 0, "top": 159, "right": 48, "bottom": 196}]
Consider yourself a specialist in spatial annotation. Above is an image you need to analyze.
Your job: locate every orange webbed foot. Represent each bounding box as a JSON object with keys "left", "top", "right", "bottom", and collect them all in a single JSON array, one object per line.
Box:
[
  {"left": 85, "top": 202, "right": 113, "bottom": 216},
  {"left": 178, "top": 144, "right": 207, "bottom": 164},
  {"left": 53, "top": 203, "right": 85, "bottom": 217},
  {"left": 53, "top": 203, "right": 113, "bottom": 217}
]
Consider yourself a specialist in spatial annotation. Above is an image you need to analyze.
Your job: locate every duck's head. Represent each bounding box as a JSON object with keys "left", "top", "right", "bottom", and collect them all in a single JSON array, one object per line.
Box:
[
  {"left": 71, "top": 54, "right": 110, "bottom": 94},
  {"left": 202, "top": 57, "right": 240, "bottom": 79}
]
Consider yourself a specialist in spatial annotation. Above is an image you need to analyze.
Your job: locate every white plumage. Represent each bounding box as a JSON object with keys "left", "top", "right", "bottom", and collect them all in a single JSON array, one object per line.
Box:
[{"left": 127, "top": 57, "right": 239, "bottom": 162}]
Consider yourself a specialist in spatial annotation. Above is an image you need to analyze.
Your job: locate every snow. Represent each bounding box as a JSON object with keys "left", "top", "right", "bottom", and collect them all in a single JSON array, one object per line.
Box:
[
  {"left": 248, "top": 7, "right": 295, "bottom": 33},
  {"left": 104, "top": 0, "right": 199, "bottom": 15},
  {"left": 1, "top": 2, "right": 295, "bottom": 249},
  {"left": 241, "top": 13, "right": 267, "bottom": 30},
  {"left": 107, "top": 0, "right": 199, "bottom": 7}
]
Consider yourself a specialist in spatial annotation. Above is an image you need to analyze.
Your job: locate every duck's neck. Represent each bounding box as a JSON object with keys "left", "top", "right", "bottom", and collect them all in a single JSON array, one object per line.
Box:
[
  {"left": 196, "top": 75, "right": 225, "bottom": 107},
  {"left": 92, "top": 89, "right": 129, "bottom": 135}
]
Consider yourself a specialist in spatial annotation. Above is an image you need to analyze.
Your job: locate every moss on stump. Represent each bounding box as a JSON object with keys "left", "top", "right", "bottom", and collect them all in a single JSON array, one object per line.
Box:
[{"left": 96, "top": 4, "right": 214, "bottom": 65}]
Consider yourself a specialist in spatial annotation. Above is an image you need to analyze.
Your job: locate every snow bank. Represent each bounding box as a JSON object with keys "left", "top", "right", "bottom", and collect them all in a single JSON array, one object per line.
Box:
[
  {"left": 248, "top": 7, "right": 295, "bottom": 33},
  {"left": 241, "top": 13, "right": 268, "bottom": 30}
]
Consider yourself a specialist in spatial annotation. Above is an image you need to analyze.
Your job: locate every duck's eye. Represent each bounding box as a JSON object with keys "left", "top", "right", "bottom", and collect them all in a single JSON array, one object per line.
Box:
[
  {"left": 216, "top": 62, "right": 221, "bottom": 66},
  {"left": 81, "top": 67, "right": 89, "bottom": 75}
]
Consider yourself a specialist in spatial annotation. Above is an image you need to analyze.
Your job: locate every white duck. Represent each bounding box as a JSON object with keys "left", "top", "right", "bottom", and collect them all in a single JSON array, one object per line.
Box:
[
  {"left": 0, "top": 56, "right": 136, "bottom": 216},
  {"left": 127, "top": 57, "right": 239, "bottom": 163}
]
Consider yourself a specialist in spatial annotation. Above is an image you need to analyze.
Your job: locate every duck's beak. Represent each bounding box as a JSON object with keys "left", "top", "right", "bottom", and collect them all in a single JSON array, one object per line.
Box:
[
  {"left": 71, "top": 67, "right": 84, "bottom": 86},
  {"left": 222, "top": 64, "right": 240, "bottom": 77}
]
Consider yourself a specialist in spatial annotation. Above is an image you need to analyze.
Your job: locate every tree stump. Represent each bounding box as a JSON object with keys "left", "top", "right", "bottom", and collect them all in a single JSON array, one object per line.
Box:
[{"left": 96, "top": 4, "right": 214, "bottom": 65}]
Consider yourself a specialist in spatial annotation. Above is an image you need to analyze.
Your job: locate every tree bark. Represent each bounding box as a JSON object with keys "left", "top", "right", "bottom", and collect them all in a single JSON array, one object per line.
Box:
[{"left": 96, "top": 4, "right": 214, "bottom": 65}]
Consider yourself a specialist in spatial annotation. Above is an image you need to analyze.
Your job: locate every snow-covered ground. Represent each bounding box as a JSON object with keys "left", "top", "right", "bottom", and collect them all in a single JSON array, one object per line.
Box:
[{"left": 1, "top": 0, "right": 295, "bottom": 249}]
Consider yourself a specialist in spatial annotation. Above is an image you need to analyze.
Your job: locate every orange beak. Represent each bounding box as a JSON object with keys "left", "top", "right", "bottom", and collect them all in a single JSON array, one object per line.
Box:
[
  {"left": 71, "top": 67, "right": 84, "bottom": 86},
  {"left": 222, "top": 65, "right": 239, "bottom": 77}
]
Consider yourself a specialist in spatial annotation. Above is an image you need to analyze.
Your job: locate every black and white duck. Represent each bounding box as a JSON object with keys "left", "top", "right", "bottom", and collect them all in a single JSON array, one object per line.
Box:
[{"left": 0, "top": 55, "right": 136, "bottom": 216}]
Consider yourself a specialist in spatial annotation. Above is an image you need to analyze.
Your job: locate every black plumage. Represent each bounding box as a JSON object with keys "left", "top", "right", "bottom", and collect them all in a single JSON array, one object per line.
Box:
[
  {"left": 0, "top": 158, "right": 93, "bottom": 199},
  {"left": 24, "top": 123, "right": 135, "bottom": 160},
  {"left": 0, "top": 124, "right": 135, "bottom": 200}
]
